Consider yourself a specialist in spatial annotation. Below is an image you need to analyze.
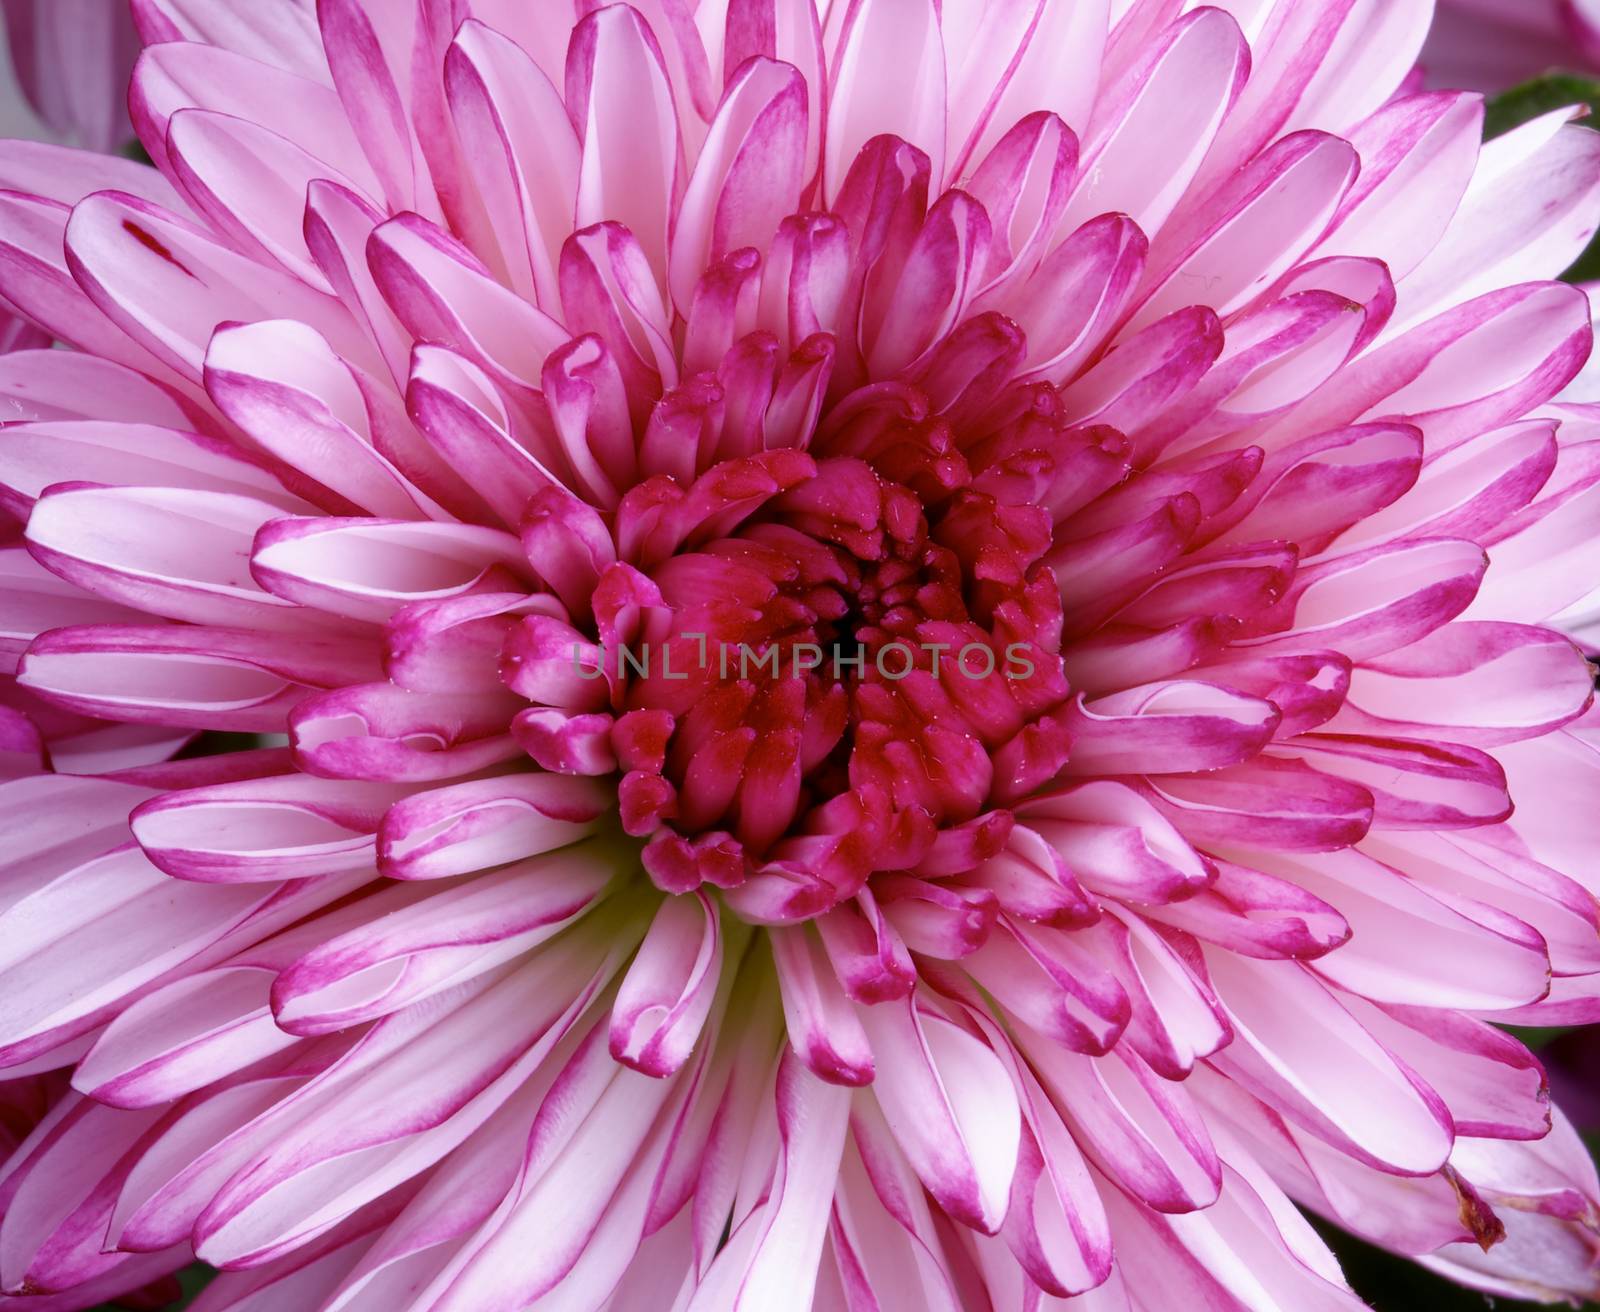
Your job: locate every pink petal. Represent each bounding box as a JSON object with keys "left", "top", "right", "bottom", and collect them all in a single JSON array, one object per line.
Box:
[
  {"left": 251, "top": 516, "right": 529, "bottom": 624},
  {"left": 769, "top": 921, "right": 875, "bottom": 1087},
  {"left": 1317, "top": 91, "right": 1482, "bottom": 281},
  {"left": 1144, "top": 756, "right": 1375, "bottom": 853},
  {"left": 19, "top": 624, "right": 377, "bottom": 732},
  {"left": 366, "top": 212, "right": 566, "bottom": 394},
  {"left": 1130, "top": 131, "right": 1358, "bottom": 332},
  {"left": 1061, "top": 7, "right": 1247, "bottom": 239},
  {"left": 1244, "top": 846, "right": 1550, "bottom": 1011},
  {"left": 130, "top": 772, "right": 401, "bottom": 882},
  {"left": 823, "top": 0, "right": 945, "bottom": 200},
  {"left": 0, "top": 349, "right": 201, "bottom": 427},
  {"left": 289, "top": 682, "right": 521, "bottom": 782},
  {"left": 1204, "top": 950, "right": 1456, "bottom": 1175},
  {"left": 855, "top": 991, "right": 1021, "bottom": 1234},
  {"left": 273, "top": 841, "right": 616, "bottom": 1035},
  {"left": 26, "top": 485, "right": 322, "bottom": 632},
  {"left": 568, "top": 4, "right": 682, "bottom": 282},
  {"left": 0, "top": 420, "right": 300, "bottom": 522},
  {"left": 1018, "top": 1033, "right": 1221, "bottom": 1214},
  {"left": 671, "top": 56, "right": 807, "bottom": 314},
  {"left": 203, "top": 319, "right": 450, "bottom": 521},
  {"left": 376, "top": 773, "right": 610, "bottom": 880},
  {"left": 64, "top": 191, "right": 380, "bottom": 381},
  {"left": 443, "top": 20, "right": 578, "bottom": 312},
  {"left": 1020, "top": 780, "right": 1213, "bottom": 904},
  {"left": 165, "top": 107, "right": 368, "bottom": 290},
  {"left": 1336, "top": 621, "right": 1593, "bottom": 747},
  {"left": 130, "top": 0, "right": 328, "bottom": 80},
  {"left": 611, "top": 891, "right": 724, "bottom": 1076},
  {"left": 73, "top": 966, "right": 296, "bottom": 1109},
  {"left": 684, "top": 1050, "right": 853, "bottom": 1311},
  {"left": 1401, "top": 121, "right": 1600, "bottom": 325}
]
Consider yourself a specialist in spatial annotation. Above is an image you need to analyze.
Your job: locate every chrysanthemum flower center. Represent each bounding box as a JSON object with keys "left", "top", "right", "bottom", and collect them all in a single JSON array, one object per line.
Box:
[{"left": 509, "top": 391, "right": 1075, "bottom": 919}]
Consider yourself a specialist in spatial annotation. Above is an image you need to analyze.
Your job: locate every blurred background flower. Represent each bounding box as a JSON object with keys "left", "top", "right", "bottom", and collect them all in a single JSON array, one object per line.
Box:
[
  {"left": 0, "top": 2, "right": 138, "bottom": 361},
  {"left": 1426, "top": 0, "right": 1600, "bottom": 92},
  {"left": 0, "top": 0, "right": 137, "bottom": 151}
]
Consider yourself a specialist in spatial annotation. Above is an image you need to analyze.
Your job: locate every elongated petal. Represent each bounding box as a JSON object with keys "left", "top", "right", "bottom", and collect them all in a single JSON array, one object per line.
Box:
[
  {"left": 568, "top": 4, "right": 681, "bottom": 280},
  {"left": 252, "top": 517, "right": 528, "bottom": 623},
  {"left": 1021, "top": 781, "right": 1213, "bottom": 904},
  {"left": 65, "top": 191, "right": 379, "bottom": 381},
  {"left": 19, "top": 625, "right": 379, "bottom": 731},
  {"left": 824, "top": 0, "right": 945, "bottom": 200},
  {"left": 672, "top": 57, "right": 807, "bottom": 314},
  {"left": 610, "top": 892, "right": 725, "bottom": 1077},
  {"left": 444, "top": 20, "right": 577, "bottom": 312},
  {"left": 73, "top": 966, "right": 297, "bottom": 1108},
  {"left": 684, "top": 1050, "right": 851, "bottom": 1312},
  {"left": 1019, "top": 1034, "right": 1222, "bottom": 1214},
  {"left": 27, "top": 485, "right": 315, "bottom": 631},
  {"left": 289, "top": 682, "right": 522, "bottom": 782},
  {"left": 130, "top": 773, "right": 401, "bottom": 882},
  {"left": 204, "top": 319, "right": 446, "bottom": 520},
  {"left": 0, "top": 420, "right": 299, "bottom": 522},
  {"left": 1203, "top": 951, "right": 1456, "bottom": 1175},
  {"left": 367, "top": 212, "right": 567, "bottom": 393},
  {"left": 376, "top": 773, "right": 610, "bottom": 880},
  {"left": 769, "top": 922, "right": 875, "bottom": 1087},
  {"left": 855, "top": 992, "right": 1021, "bottom": 1234},
  {"left": 273, "top": 842, "right": 618, "bottom": 1034}
]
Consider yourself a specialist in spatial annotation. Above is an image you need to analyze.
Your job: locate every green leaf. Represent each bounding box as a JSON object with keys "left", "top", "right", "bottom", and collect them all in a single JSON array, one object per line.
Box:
[
  {"left": 90, "top": 1262, "right": 214, "bottom": 1310},
  {"left": 1504, "top": 1023, "right": 1579, "bottom": 1051},
  {"left": 1483, "top": 71, "right": 1600, "bottom": 141}
]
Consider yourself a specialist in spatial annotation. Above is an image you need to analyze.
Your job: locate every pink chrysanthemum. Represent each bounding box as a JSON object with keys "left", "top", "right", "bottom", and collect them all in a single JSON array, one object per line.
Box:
[{"left": 3, "top": 1, "right": 1600, "bottom": 1309}]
